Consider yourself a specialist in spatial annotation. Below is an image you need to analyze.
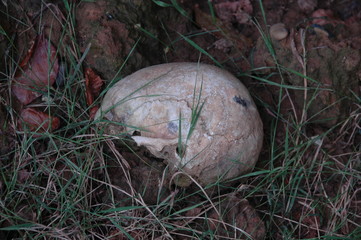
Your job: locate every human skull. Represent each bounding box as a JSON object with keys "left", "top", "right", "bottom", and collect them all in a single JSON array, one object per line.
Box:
[{"left": 96, "top": 63, "right": 263, "bottom": 187}]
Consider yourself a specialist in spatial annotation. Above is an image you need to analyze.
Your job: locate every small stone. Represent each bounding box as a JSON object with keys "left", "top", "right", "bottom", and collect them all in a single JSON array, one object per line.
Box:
[{"left": 270, "top": 23, "right": 289, "bottom": 41}]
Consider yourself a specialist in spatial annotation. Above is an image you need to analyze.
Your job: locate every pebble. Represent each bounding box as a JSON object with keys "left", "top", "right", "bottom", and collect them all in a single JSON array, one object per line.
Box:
[{"left": 270, "top": 23, "right": 289, "bottom": 41}]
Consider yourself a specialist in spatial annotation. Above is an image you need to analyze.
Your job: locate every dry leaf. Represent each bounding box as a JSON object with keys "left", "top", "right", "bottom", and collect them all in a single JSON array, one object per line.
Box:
[
  {"left": 12, "top": 34, "right": 59, "bottom": 105},
  {"left": 85, "top": 68, "right": 103, "bottom": 106},
  {"left": 85, "top": 68, "right": 103, "bottom": 119},
  {"left": 89, "top": 106, "right": 99, "bottom": 120},
  {"left": 18, "top": 40, "right": 36, "bottom": 69},
  {"left": 18, "top": 108, "right": 60, "bottom": 133}
]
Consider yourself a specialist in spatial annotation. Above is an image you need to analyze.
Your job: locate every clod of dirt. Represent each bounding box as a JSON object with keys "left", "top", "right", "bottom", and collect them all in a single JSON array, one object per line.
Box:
[
  {"left": 269, "top": 23, "right": 289, "bottom": 41},
  {"left": 75, "top": 0, "right": 167, "bottom": 80},
  {"left": 311, "top": 9, "right": 340, "bottom": 26},
  {"left": 207, "top": 195, "right": 265, "bottom": 240},
  {"left": 253, "top": 23, "right": 361, "bottom": 127},
  {"left": 107, "top": 155, "right": 169, "bottom": 206},
  {"left": 298, "top": 0, "right": 318, "bottom": 13},
  {"left": 214, "top": 0, "right": 253, "bottom": 25},
  {"left": 96, "top": 63, "right": 263, "bottom": 187},
  {"left": 76, "top": 1, "right": 138, "bottom": 80}
]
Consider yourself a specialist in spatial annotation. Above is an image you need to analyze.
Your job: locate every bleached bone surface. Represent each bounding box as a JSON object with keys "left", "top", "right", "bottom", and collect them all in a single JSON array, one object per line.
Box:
[{"left": 96, "top": 63, "right": 263, "bottom": 186}]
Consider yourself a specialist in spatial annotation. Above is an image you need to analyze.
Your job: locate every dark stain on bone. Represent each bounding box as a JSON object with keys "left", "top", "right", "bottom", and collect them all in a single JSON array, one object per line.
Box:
[
  {"left": 105, "top": 12, "right": 114, "bottom": 21},
  {"left": 167, "top": 121, "right": 178, "bottom": 135},
  {"left": 233, "top": 96, "right": 250, "bottom": 108}
]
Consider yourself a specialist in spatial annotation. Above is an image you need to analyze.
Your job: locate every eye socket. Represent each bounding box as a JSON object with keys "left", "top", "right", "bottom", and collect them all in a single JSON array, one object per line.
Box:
[
  {"left": 132, "top": 131, "right": 141, "bottom": 136},
  {"left": 162, "top": 151, "right": 169, "bottom": 158},
  {"left": 176, "top": 144, "right": 186, "bottom": 158}
]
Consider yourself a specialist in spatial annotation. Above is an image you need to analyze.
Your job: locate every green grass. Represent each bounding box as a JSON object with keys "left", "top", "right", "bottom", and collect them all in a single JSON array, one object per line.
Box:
[{"left": 1, "top": 0, "right": 360, "bottom": 239}]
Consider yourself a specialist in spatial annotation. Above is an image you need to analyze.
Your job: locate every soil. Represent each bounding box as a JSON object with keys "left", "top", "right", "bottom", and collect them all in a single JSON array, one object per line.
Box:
[{"left": 0, "top": 0, "right": 360, "bottom": 239}]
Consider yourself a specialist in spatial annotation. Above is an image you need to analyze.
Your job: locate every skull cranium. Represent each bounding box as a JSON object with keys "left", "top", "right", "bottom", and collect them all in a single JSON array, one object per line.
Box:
[{"left": 96, "top": 63, "right": 263, "bottom": 187}]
